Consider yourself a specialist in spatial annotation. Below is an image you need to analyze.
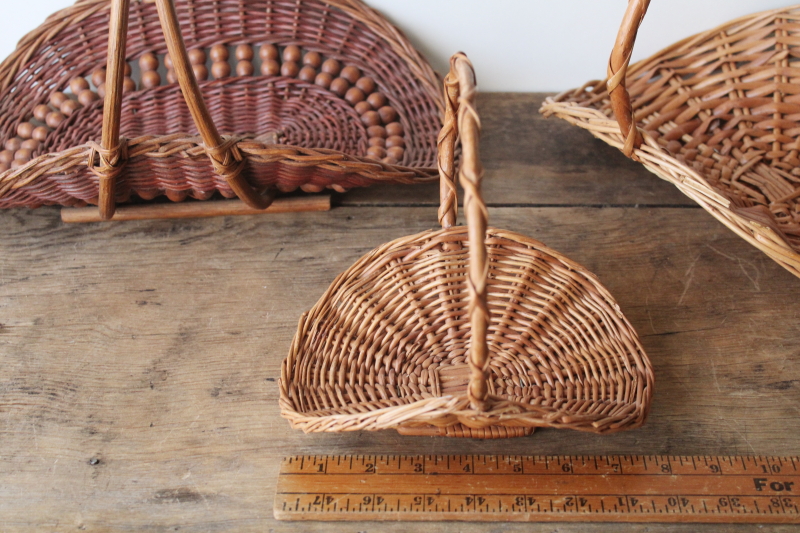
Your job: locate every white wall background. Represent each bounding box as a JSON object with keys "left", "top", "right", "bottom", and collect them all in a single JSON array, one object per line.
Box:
[{"left": 0, "top": 0, "right": 788, "bottom": 91}]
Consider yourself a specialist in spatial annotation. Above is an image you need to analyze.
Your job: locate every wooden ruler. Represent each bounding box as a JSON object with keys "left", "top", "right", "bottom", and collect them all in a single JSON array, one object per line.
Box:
[{"left": 275, "top": 454, "right": 800, "bottom": 523}]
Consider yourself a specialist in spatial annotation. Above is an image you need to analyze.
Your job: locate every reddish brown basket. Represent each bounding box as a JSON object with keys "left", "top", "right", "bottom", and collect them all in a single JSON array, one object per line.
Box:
[
  {"left": 542, "top": 2, "right": 800, "bottom": 278},
  {"left": 280, "top": 54, "right": 654, "bottom": 439},
  {"left": 0, "top": 0, "right": 444, "bottom": 218}
]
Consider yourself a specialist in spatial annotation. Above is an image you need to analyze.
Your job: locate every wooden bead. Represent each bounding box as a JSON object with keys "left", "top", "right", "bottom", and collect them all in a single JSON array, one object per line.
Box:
[
  {"left": 16, "top": 122, "right": 34, "bottom": 139},
  {"left": 10, "top": 159, "right": 24, "bottom": 170},
  {"left": 354, "top": 101, "right": 372, "bottom": 115},
  {"left": 212, "top": 61, "right": 231, "bottom": 79},
  {"left": 210, "top": 44, "right": 229, "bottom": 62},
  {"left": 367, "top": 125, "right": 386, "bottom": 138},
  {"left": 4, "top": 138, "right": 22, "bottom": 151},
  {"left": 356, "top": 77, "right": 376, "bottom": 95},
  {"left": 78, "top": 89, "right": 100, "bottom": 106},
  {"left": 33, "top": 104, "right": 51, "bottom": 122},
  {"left": 340, "top": 66, "right": 360, "bottom": 84},
  {"left": 32, "top": 126, "right": 50, "bottom": 142},
  {"left": 261, "top": 60, "right": 280, "bottom": 76},
  {"left": 298, "top": 66, "right": 317, "bottom": 83},
  {"left": 360, "top": 110, "right": 381, "bottom": 127},
  {"left": 386, "top": 146, "right": 404, "bottom": 161},
  {"left": 191, "top": 63, "right": 208, "bottom": 83},
  {"left": 14, "top": 148, "right": 32, "bottom": 162},
  {"left": 60, "top": 99, "right": 81, "bottom": 117},
  {"left": 321, "top": 58, "right": 340, "bottom": 76},
  {"left": 382, "top": 156, "right": 399, "bottom": 166},
  {"left": 188, "top": 48, "right": 206, "bottom": 65},
  {"left": 123, "top": 77, "right": 136, "bottom": 93},
  {"left": 259, "top": 44, "right": 279, "bottom": 61},
  {"left": 236, "top": 60, "right": 254, "bottom": 76},
  {"left": 0, "top": 162, "right": 9, "bottom": 173},
  {"left": 303, "top": 51, "right": 322, "bottom": 68},
  {"left": 314, "top": 72, "right": 332, "bottom": 89},
  {"left": 368, "top": 137, "right": 385, "bottom": 148},
  {"left": 97, "top": 83, "right": 106, "bottom": 98},
  {"left": 300, "top": 183, "right": 324, "bottom": 193},
  {"left": 164, "top": 54, "right": 174, "bottom": 70},
  {"left": 280, "top": 61, "right": 299, "bottom": 78},
  {"left": 50, "top": 91, "right": 68, "bottom": 108},
  {"left": 366, "top": 92, "right": 386, "bottom": 109},
  {"left": 344, "top": 87, "right": 365, "bottom": 106},
  {"left": 329, "top": 77, "right": 349, "bottom": 97},
  {"left": 45, "top": 112, "right": 65, "bottom": 129},
  {"left": 283, "top": 45, "right": 301, "bottom": 63},
  {"left": 140, "top": 70, "right": 161, "bottom": 89},
  {"left": 235, "top": 44, "right": 253, "bottom": 61},
  {"left": 386, "top": 135, "right": 405, "bottom": 149},
  {"left": 0, "top": 150, "right": 14, "bottom": 165},
  {"left": 366, "top": 145, "right": 386, "bottom": 159},
  {"left": 21, "top": 138, "right": 39, "bottom": 150},
  {"left": 385, "top": 122, "right": 404, "bottom": 137},
  {"left": 69, "top": 77, "right": 89, "bottom": 95},
  {"left": 166, "top": 70, "right": 178, "bottom": 84},
  {"left": 378, "top": 106, "right": 397, "bottom": 124},
  {"left": 139, "top": 53, "right": 159, "bottom": 71},
  {"left": 91, "top": 68, "right": 106, "bottom": 87},
  {"left": 124, "top": 63, "right": 132, "bottom": 76}
]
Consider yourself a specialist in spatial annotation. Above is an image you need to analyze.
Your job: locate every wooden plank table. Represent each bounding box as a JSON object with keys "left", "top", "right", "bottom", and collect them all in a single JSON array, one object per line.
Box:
[{"left": 1, "top": 94, "right": 799, "bottom": 532}]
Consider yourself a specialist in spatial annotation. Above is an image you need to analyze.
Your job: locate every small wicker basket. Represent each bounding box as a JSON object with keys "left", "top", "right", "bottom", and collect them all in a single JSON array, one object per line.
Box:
[
  {"left": 279, "top": 53, "right": 654, "bottom": 439},
  {"left": 542, "top": 1, "right": 800, "bottom": 278},
  {"left": 0, "top": 0, "right": 443, "bottom": 219}
]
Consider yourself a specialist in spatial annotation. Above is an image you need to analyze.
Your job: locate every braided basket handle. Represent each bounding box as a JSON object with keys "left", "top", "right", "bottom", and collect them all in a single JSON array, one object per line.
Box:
[
  {"left": 95, "top": 0, "right": 275, "bottom": 220},
  {"left": 608, "top": 0, "right": 650, "bottom": 158},
  {"left": 436, "top": 54, "right": 490, "bottom": 412}
]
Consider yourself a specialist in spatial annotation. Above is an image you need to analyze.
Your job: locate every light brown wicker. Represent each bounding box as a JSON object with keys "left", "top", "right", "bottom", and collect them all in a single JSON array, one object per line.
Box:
[
  {"left": 542, "top": 2, "right": 800, "bottom": 278},
  {"left": 279, "top": 53, "right": 654, "bottom": 439},
  {"left": 0, "top": 0, "right": 443, "bottom": 219}
]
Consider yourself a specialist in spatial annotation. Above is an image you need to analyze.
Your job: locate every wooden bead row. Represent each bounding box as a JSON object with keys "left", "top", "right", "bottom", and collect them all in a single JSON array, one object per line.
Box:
[
  {"left": 1, "top": 44, "right": 408, "bottom": 175},
  {"left": 159, "top": 43, "right": 407, "bottom": 164}
]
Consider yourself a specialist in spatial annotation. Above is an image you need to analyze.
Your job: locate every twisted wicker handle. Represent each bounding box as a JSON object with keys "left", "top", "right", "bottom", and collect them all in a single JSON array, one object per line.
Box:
[
  {"left": 95, "top": 0, "right": 275, "bottom": 219},
  {"left": 608, "top": 0, "right": 650, "bottom": 158},
  {"left": 436, "top": 53, "right": 490, "bottom": 412}
]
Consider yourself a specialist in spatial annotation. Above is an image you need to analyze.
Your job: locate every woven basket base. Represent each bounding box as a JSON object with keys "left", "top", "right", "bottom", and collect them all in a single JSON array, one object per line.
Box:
[{"left": 397, "top": 424, "right": 534, "bottom": 439}]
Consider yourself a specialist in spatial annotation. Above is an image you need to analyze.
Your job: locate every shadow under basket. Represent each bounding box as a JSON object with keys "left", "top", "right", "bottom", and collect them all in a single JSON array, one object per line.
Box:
[
  {"left": 280, "top": 54, "right": 654, "bottom": 439},
  {"left": 0, "top": 0, "right": 443, "bottom": 218},
  {"left": 542, "top": 1, "right": 800, "bottom": 278}
]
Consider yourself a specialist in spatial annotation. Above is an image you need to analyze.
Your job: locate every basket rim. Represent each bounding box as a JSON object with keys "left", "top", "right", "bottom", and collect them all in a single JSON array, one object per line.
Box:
[{"left": 0, "top": 0, "right": 443, "bottom": 110}]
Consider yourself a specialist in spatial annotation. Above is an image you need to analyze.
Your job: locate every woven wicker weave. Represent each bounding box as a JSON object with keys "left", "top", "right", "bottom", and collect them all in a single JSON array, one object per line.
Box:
[
  {"left": 0, "top": 0, "right": 443, "bottom": 218},
  {"left": 542, "top": 2, "right": 800, "bottom": 278},
  {"left": 280, "top": 54, "right": 654, "bottom": 439}
]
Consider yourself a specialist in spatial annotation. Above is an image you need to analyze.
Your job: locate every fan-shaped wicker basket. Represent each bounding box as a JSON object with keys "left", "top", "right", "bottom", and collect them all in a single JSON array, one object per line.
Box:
[
  {"left": 542, "top": 2, "right": 800, "bottom": 278},
  {"left": 0, "top": 0, "right": 443, "bottom": 218},
  {"left": 280, "top": 54, "right": 654, "bottom": 439}
]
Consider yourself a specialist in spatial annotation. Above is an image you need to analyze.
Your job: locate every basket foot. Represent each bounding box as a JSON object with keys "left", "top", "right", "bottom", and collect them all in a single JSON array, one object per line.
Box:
[{"left": 61, "top": 194, "right": 331, "bottom": 223}]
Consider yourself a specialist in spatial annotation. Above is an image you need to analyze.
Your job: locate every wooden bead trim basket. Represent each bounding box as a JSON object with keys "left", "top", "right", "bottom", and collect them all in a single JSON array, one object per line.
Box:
[
  {"left": 542, "top": 1, "right": 800, "bottom": 278},
  {"left": 0, "top": 0, "right": 443, "bottom": 218},
  {"left": 280, "top": 54, "right": 654, "bottom": 439}
]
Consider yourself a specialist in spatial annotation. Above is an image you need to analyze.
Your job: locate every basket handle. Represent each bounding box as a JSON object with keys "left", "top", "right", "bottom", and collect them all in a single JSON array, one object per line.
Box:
[
  {"left": 436, "top": 53, "right": 490, "bottom": 412},
  {"left": 94, "top": 0, "right": 276, "bottom": 220},
  {"left": 608, "top": 0, "right": 650, "bottom": 158}
]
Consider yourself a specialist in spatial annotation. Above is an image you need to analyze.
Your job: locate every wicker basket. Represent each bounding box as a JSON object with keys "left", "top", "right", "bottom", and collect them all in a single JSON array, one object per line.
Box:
[
  {"left": 0, "top": 0, "right": 443, "bottom": 219},
  {"left": 279, "top": 54, "right": 654, "bottom": 439},
  {"left": 542, "top": 1, "right": 800, "bottom": 278}
]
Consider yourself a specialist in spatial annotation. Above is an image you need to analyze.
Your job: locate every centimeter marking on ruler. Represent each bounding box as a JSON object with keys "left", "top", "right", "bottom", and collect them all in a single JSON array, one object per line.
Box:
[{"left": 274, "top": 455, "right": 800, "bottom": 523}]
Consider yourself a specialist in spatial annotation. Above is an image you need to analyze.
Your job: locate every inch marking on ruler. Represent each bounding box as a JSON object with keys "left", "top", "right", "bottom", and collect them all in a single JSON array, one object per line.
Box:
[{"left": 274, "top": 455, "right": 800, "bottom": 523}]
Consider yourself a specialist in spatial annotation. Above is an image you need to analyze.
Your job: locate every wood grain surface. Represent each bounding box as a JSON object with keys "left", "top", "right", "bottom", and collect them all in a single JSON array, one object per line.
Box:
[{"left": 1, "top": 93, "right": 798, "bottom": 532}]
